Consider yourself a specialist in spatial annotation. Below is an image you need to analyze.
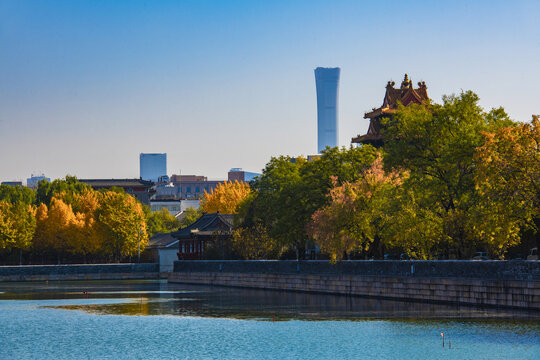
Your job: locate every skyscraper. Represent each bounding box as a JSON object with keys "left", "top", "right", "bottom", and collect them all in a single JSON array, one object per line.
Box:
[
  {"left": 315, "top": 67, "right": 340, "bottom": 153},
  {"left": 140, "top": 153, "right": 167, "bottom": 182}
]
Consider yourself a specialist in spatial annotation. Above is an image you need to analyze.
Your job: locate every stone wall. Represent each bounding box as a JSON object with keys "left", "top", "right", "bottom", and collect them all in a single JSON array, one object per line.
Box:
[
  {"left": 0, "top": 263, "right": 159, "bottom": 282},
  {"left": 170, "top": 260, "right": 540, "bottom": 310}
]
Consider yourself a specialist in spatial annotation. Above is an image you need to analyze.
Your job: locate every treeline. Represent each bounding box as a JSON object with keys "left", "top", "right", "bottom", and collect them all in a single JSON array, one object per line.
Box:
[
  {"left": 230, "top": 92, "right": 539, "bottom": 261},
  {"left": 0, "top": 176, "right": 190, "bottom": 264}
]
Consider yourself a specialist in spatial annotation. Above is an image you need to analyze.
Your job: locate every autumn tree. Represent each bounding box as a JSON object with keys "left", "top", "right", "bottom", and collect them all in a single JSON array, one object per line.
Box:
[
  {"left": 0, "top": 201, "right": 36, "bottom": 263},
  {"left": 231, "top": 223, "right": 284, "bottom": 260},
  {"left": 32, "top": 197, "right": 83, "bottom": 263},
  {"left": 382, "top": 91, "right": 515, "bottom": 258},
  {"left": 307, "top": 155, "right": 403, "bottom": 262},
  {"left": 98, "top": 191, "right": 148, "bottom": 262},
  {"left": 200, "top": 180, "right": 251, "bottom": 214},
  {"left": 240, "top": 146, "right": 377, "bottom": 259},
  {"left": 474, "top": 115, "right": 540, "bottom": 253}
]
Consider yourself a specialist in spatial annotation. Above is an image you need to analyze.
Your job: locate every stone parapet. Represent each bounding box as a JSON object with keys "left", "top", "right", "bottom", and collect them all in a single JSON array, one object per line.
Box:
[
  {"left": 0, "top": 263, "right": 159, "bottom": 282},
  {"left": 170, "top": 260, "right": 540, "bottom": 310}
]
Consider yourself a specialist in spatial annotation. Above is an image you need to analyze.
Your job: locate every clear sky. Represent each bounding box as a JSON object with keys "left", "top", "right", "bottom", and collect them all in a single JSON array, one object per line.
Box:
[{"left": 1, "top": 0, "right": 539, "bottom": 183}]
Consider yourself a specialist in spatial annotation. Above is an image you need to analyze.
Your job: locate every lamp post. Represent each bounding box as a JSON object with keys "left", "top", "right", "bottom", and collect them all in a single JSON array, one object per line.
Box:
[{"left": 137, "top": 224, "right": 142, "bottom": 263}]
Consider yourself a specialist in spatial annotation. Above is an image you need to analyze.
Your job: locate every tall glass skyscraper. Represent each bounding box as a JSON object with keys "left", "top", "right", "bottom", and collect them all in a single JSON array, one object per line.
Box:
[
  {"left": 315, "top": 67, "right": 340, "bottom": 153},
  {"left": 140, "top": 153, "right": 167, "bottom": 182}
]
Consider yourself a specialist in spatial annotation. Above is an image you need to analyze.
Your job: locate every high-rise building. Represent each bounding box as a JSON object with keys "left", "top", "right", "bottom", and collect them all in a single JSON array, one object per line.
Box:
[
  {"left": 26, "top": 173, "right": 50, "bottom": 189},
  {"left": 140, "top": 153, "right": 167, "bottom": 182},
  {"left": 315, "top": 67, "right": 340, "bottom": 153}
]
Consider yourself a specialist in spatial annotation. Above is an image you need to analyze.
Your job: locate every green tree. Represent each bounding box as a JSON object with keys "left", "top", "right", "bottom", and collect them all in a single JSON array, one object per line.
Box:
[
  {"left": 0, "top": 185, "right": 36, "bottom": 205},
  {"left": 0, "top": 201, "right": 36, "bottom": 263},
  {"left": 179, "top": 207, "right": 202, "bottom": 228},
  {"left": 147, "top": 208, "right": 181, "bottom": 238},
  {"left": 36, "top": 175, "right": 90, "bottom": 206},
  {"left": 240, "top": 146, "right": 377, "bottom": 258},
  {"left": 382, "top": 91, "right": 516, "bottom": 258}
]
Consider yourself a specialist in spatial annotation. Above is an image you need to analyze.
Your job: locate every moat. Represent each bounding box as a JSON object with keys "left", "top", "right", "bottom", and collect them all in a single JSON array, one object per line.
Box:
[{"left": 1, "top": 280, "right": 539, "bottom": 359}]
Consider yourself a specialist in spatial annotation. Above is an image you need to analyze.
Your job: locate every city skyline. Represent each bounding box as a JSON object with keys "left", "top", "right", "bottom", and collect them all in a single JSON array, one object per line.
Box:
[{"left": 1, "top": 0, "right": 539, "bottom": 183}]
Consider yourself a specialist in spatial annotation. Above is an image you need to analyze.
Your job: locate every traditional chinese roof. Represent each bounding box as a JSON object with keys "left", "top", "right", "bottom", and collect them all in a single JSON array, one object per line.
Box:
[
  {"left": 79, "top": 178, "right": 154, "bottom": 189},
  {"left": 171, "top": 212, "right": 234, "bottom": 240},
  {"left": 352, "top": 74, "right": 429, "bottom": 145},
  {"left": 147, "top": 233, "right": 179, "bottom": 249}
]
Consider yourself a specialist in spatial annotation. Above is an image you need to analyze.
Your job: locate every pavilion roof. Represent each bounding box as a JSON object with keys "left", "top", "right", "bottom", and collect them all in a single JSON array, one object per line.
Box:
[{"left": 364, "top": 74, "right": 429, "bottom": 119}]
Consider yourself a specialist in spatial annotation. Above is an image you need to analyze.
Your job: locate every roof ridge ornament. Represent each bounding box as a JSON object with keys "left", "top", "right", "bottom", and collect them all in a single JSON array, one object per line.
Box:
[{"left": 401, "top": 74, "right": 412, "bottom": 89}]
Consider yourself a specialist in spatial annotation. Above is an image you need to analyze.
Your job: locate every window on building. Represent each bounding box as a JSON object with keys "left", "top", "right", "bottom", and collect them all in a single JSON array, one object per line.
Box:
[
  {"left": 195, "top": 187, "right": 200, "bottom": 193},
  {"left": 187, "top": 187, "right": 191, "bottom": 193}
]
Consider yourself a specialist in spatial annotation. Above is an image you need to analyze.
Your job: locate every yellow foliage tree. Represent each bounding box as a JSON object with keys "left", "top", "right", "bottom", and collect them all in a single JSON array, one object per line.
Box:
[
  {"left": 0, "top": 201, "right": 36, "bottom": 253},
  {"left": 33, "top": 198, "right": 82, "bottom": 262},
  {"left": 97, "top": 191, "right": 148, "bottom": 262},
  {"left": 200, "top": 181, "right": 251, "bottom": 214},
  {"left": 59, "top": 190, "right": 104, "bottom": 260}
]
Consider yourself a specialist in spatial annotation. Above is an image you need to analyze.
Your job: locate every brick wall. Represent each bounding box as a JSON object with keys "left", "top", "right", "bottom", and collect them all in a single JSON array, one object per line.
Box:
[
  {"left": 170, "top": 260, "right": 540, "bottom": 310},
  {"left": 0, "top": 263, "right": 159, "bottom": 282}
]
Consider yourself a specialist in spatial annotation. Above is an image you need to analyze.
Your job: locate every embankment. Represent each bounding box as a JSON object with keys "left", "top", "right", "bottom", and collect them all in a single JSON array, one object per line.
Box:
[
  {"left": 169, "top": 260, "right": 540, "bottom": 310},
  {"left": 0, "top": 263, "right": 159, "bottom": 282}
]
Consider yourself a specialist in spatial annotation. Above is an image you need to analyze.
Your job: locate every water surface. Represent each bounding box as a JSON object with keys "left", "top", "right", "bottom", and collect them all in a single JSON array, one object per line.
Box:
[{"left": 1, "top": 280, "right": 538, "bottom": 359}]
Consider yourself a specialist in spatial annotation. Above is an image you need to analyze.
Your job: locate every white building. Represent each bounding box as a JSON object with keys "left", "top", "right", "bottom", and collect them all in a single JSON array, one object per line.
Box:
[{"left": 149, "top": 199, "right": 200, "bottom": 216}]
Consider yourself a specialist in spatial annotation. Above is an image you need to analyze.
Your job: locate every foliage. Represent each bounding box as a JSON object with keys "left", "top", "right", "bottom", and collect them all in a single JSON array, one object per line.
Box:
[
  {"left": 240, "top": 146, "right": 377, "bottom": 258},
  {"left": 200, "top": 181, "right": 251, "bottom": 214},
  {"left": 382, "top": 91, "right": 515, "bottom": 257},
  {"left": 97, "top": 191, "right": 148, "bottom": 261},
  {"left": 35, "top": 175, "right": 90, "bottom": 206},
  {"left": 147, "top": 208, "right": 181, "bottom": 238},
  {"left": 0, "top": 185, "right": 36, "bottom": 205},
  {"left": 0, "top": 201, "right": 36, "bottom": 251},
  {"left": 307, "top": 155, "right": 403, "bottom": 262},
  {"left": 474, "top": 115, "right": 540, "bottom": 253},
  {"left": 180, "top": 207, "right": 203, "bottom": 228},
  {"left": 231, "top": 223, "right": 284, "bottom": 260}
]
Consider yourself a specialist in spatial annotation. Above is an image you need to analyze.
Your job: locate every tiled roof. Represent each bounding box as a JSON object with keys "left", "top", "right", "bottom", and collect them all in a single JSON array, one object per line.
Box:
[
  {"left": 79, "top": 179, "right": 154, "bottom": 188},
  {"left": 364, "top": 74, "right": 429, "bottom": 119},
  {"left": 147, "top": 233, "right": 179, "bottom": 249},
  {"left": 171, "top": 212, "right": 234, "bottom": 239}
]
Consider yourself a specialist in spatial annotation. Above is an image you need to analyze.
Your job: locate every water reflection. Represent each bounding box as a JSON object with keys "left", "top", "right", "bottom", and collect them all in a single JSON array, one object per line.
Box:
[{"left": 0, "top": 280, "right": 538, "bottom": 322}]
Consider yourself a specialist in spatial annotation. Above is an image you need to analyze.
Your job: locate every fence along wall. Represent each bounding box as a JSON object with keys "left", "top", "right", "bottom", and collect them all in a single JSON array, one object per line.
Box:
[
  {"left": 0, "top": 263, "right": 159, "bottom": 282},
  {"left": 169, "top": 260, "right": 540, "bottom": 310}
]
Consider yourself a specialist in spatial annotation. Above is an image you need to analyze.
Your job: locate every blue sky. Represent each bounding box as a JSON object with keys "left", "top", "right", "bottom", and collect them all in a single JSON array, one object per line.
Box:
[{"left": 1, "top": 0, "right": 539, "bottom": 182}]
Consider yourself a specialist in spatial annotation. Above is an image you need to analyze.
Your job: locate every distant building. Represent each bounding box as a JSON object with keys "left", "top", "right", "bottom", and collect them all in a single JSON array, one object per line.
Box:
[
  {"left": 79, "top": 178, "right": 154, "bottom": 205},
  {"left": 26, "top": 174, "right": 50, "bottom": 189},
  {"left": 170, "top": 174, "right": 224, "bottom": 200},
  {"left": 1, "top": 181, "right": 23, "bottom": 187},
  {"left": 140, "top": 153, "right": 167, "bottom": 182},
  {"left": 149, "top": 199, "right": 200, "bottom": 215},
  {"left": 227, "top": 168, "right": 260, "bottom": 182},
  {"left": 352, "top": 74, "right": 429, "bottom": 147},
  {"left": 315, "top": 67, "right": 340, "bottom": 153}
]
